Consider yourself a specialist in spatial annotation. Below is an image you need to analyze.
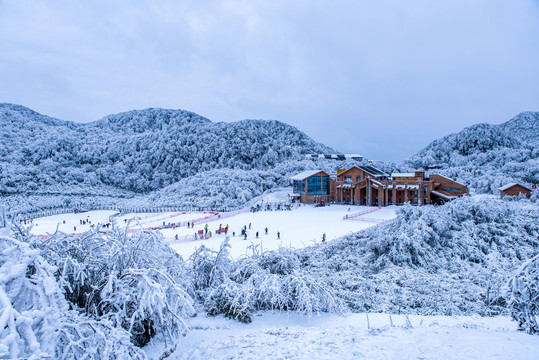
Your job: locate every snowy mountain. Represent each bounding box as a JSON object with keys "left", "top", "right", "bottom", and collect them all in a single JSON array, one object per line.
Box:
[
  {"left": 0, "top": 104, "right": 334, "bottom": 195},
  {"left": 403, "top": 111, "right": 539, "bottom": 193}
]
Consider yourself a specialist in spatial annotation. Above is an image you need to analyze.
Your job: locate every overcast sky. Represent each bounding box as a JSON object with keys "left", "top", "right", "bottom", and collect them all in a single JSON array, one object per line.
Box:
[{"left": 1, "top": 1, "right": 538, "bottom": 161}]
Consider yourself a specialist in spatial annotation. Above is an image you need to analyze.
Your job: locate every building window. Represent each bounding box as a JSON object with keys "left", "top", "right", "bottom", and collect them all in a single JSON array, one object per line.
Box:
[
  {"left": 294, "top": 180, "right": 305, "bottom": 194},
  {"left": 322, "top": 176, "right": 329, "bottom": 195},
  {"left": 414, "top": 190, "right": 418, "bottom": 195},
  {"left": 356, "top": 176, "right": 361, "bottom": 182},
  {"left": 444, "top": 187, "right": 461, "bottom": 192},
  {"left": 307, "top": 176, "right": 329, "bottom": 195},
  {"left": 344, "top": 176, "right": 352, "bottom": 183},
  {"left": 424, "top": 187, "right": 428, "bottom": 196}
]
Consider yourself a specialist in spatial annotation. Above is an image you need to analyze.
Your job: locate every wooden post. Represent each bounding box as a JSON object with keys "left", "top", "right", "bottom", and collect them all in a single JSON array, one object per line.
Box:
[{"left": 404, "top": 182, "right": 409, "bottom": 203}]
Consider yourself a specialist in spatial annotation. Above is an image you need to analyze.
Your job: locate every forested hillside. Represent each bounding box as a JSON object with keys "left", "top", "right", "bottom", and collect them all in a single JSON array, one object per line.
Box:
[
  {"left": 403, "top": 112, "right": 539, "bottom": 193},
  {"left": 0, "top": 104, "right": 334, "bottom": 194}
]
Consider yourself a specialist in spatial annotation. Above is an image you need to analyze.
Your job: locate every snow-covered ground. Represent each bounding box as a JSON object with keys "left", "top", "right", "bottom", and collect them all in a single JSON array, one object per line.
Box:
[
  {"left": 29, "top": 205, "right": 398, "bottom": 259},
  {"left": 146, "top": 312, "right": 539, "bottom": 360},
  {"left": 166, "top": 204, "right": 397, "bottom": 258},
  {"left": 27, "top": 210, "right": 117, "bottom": 234},
  {"left": 115, "top": 211, "right": 209, "bottom": 228}
]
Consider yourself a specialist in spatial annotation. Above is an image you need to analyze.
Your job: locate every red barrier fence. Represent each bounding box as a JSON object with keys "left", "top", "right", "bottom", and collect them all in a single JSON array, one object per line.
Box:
[{"left": 343, "top": 207, "right": 381, "bottom": 220}]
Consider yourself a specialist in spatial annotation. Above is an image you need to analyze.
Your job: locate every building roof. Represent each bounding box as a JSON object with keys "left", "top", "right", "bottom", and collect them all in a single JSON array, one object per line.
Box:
[
  {"left": 391, "top": 173, "right": 416, "bottom": 178},
  {"left": 431, "top": 190, "right": 457, "bottom": 200},
  {"left": 359, "top": 165, "right": 388, "bottom": 177},
  {"left": 498, "top": 183, "right": 532, "bottom": 192},
  {"left": 371, "top": 179, "right": 385, "bottom": 188},
  {"left": 431, "top": 174, "right": 466, "bottom": 187},
  {"left": 290, "top": 170, "right": 326, "bottom": 181},
  {"left": 339, "top": 165, "right": 388, "bottom": 178}
]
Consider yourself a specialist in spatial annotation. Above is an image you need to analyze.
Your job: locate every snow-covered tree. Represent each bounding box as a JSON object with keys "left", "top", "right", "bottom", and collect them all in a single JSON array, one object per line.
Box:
[
  {"left": 31, "top": 225, "right": 195, "bottom": 347},
  {"left": 507, "top": 254, "right": 539, "bottom": 334}
]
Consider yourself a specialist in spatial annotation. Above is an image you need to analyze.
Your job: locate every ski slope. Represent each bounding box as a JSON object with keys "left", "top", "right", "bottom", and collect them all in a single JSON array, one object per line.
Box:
[{"left": 29, "top": 204, "right": 398, "bottom": 258}]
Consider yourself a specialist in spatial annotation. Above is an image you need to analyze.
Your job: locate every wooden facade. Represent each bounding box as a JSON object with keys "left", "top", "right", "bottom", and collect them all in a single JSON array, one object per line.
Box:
[
  {"left": 291, "top": 167, "right": 468, "bottom": 206},
  {"left": 498, "top": 183, "right": 531, "bottom": 198}
]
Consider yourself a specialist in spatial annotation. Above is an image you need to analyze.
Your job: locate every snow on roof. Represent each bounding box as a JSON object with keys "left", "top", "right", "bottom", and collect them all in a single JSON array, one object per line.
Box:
[
  {"left": 391, "top": 173, "right": 416, "bottom": 178},
  {"left": 498, "top": 183, "right": 531, "bottom": 192},
  {"left": 431, "top": 174, "right": 466, "bottom": 187},
  {"left": 431, "top": 190, "right": 456, "bottom": 200},
  {"left": 358, "top": 165, "right": 388, "bottom": 177},
  {"left": 290, "top": 170, "right": 325, "bottom": 181},
  {"left": 371, "top": 179, "right": 384, "bottom": 188}
]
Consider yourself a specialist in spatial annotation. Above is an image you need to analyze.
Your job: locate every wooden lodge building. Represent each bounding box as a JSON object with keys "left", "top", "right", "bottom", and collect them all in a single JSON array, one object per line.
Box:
[
  {"left": 498, "top": 183, "right": 532, "bottom": 198},
  {"left": 291, "top": 165, "right": 468, "bottom": 206}
]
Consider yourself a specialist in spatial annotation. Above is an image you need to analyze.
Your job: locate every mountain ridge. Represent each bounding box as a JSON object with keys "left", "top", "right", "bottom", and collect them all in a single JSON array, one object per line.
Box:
[
  {"left": 403, "top": 111, "right": 539, "bottom": 193},
  {"left": 0, "top": 103, "right": 335, "bottom": 195}
]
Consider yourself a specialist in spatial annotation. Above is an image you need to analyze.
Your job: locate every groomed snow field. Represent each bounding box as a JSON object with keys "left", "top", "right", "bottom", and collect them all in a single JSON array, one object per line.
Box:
[{"left": 29, "top": 204, "right": 398, "bottom": 259}]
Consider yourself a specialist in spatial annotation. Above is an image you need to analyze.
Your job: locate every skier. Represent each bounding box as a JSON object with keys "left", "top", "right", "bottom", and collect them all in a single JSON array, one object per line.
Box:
[
  {"left": 265, "top": 227, "right": 268, "bottom": 235},
  {"left": 322, "top": 233, "right": 326, "bottom": 243},
  {"left": 277, "top": 231, "right": 280, "bottom": 239},
  {"left": 249, "top": 223, "right": 251, "bottom": 229},
  {"left": 256, "top": 231, "right": 259, "bottom": 238},
  {"left": 244, "top": 233, "right": 247, "bottom": 240}
]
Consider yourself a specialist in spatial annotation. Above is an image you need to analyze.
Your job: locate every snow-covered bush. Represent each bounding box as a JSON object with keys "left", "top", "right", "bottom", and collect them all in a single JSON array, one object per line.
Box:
[
  {"left": 0, "top": 229, "right": 146, "bottom": 359},
  {"left": 32, "top": 225, "right": 195, "bottom": 347},
  {"left": 295, "top": 196, "right": 539, "bottom": 316},
  {"left": 192, "top": 245, "right": 345, "bottom": 323},
  {"left": 55, "top": 312, "right": 146, "bottom": 359},
  {"left": 204, "top": 269, "right": 345, "bottom": 323},
  {"left": 0, "top": 233, "right": 65, "bottom": 358},
  {"left": 190, "top": 240, "right": 234, "bottom": 291},
  {"left": 507, "top": 254, "right": 539, "bottom": 334}
]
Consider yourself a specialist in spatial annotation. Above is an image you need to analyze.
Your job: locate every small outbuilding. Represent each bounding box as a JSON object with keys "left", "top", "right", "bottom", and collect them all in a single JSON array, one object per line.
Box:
[{"left": 498, "top": 183, "right": 532, "bottom": 199}]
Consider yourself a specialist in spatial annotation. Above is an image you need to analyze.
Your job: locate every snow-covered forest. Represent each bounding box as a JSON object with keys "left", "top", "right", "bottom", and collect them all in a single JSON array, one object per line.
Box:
[
  {"left": 0, "top": 103, "right": 334, "bottom": 194},
  {"left": 4, "top": 104, "right": 537, "bottom": 216},
  {"left": 0, "top": 104, "right": 371, "bottom": 214},
  {"left": 402, "top": 111, "right": 539, "bottom": 193}
]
